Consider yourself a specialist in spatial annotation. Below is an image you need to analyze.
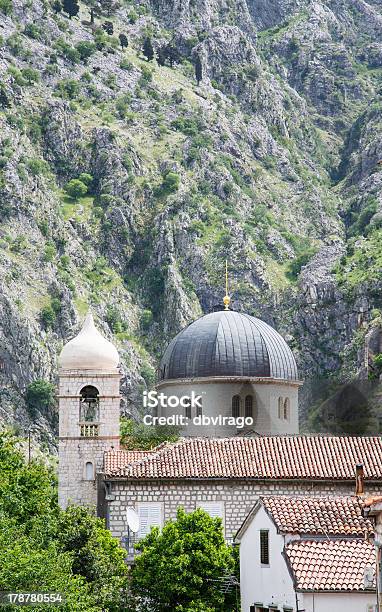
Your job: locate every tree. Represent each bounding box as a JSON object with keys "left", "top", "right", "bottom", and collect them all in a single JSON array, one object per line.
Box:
[
  {"left": 75, "top": 41, "right": 96, "bottom": 62},
  {"left": 131, "top": 508, "right": 235, "bottom": 611},
  {"left": 119, "top": 32, "right": 128, "bottom": 49},
  {"left": 0, "top": 432, "right": 129, "bottom": 611},
  {"left": 62, "top": 0, "right": 79, "bottom": 19},
  {"left": 21, "top": 67, "right": 40, "bottom": 85},
  {"left": 65, "top": 178, "right": 88, "bottom": 199},
  {"left": 41, "top": 304, "right": 56, "bottom": 329},
  {"left": 102, "top": 0, "right": 115, "bottom": 16},
  {"left": 26, "top": 380, "right": 55, "bottom": 418},
  {"left": 83, "top": 0, "right": 101, "bottom": 23},
  {"left": 157, "top": 46, "right": 167, "bottom": 67},
  {"left": 195, "top": 55, "right": 203, "bottom": 85},
  {"left": 142, "top": 37, "right": 154, "bottom": 62},
  {"left": 120, "top": 418, "right": 179, "bottom": 450},
  {"left": 102, "top": 20, "right": 113, "bottom": 35},
  {"left": 166, "top": 44, "right": 179, "bottom": 68},
  {"left": 52, "top": 0, "right": 62, "bottom": 13}
]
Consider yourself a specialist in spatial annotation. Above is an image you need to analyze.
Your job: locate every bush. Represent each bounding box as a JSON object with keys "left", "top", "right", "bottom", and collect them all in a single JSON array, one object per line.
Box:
[
  {"left": 0, "top": 0, "right": 12, "bottom": 15},
  {"left": 26, "top": 379, "right": 55, "bottom": 417},
  {"left": 120, "top": 57, "right": 133, "bottom": 70},
  {"left": 26, "top": 158, "right": 49, "bottom": 176},
  {"left": 64, "top": 178, "right": 88, "bottom": 199},
  {"left": 24, "top": 23, "right": 42, "bottom": 39},
  {"left": 40, "top": 305, "right": 56, "bottom": 328},
  {"left": 75, "top": 40, "right": 96, "bottom": 62},
  {"left": 56, "top": 79, "right": 80, "bottom": 99},
  {"left": 157, "top": 171, "right": 180, "bottom": 196},
  {"left": 140, "top": 308, "right": 153, "bottom": 330},
  {"left": 43, "top": 242, "right": 56, "bottom": 262},
  {"left": 54, "top": 39, "right": 80, "bottom": 63},
  {"left": 78, "top": 172, "right": 93, "bottom": 189}
]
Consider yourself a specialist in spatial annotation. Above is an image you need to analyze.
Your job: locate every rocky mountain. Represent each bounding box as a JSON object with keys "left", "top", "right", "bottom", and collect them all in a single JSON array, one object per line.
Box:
[{"left": 1, "top": 0, "right": 382, "bottom": 443}]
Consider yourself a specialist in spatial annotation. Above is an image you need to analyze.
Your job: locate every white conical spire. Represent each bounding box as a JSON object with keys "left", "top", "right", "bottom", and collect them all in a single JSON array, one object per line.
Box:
[{"left": 59, "top": 311, "right": 120, "bottom": 371}]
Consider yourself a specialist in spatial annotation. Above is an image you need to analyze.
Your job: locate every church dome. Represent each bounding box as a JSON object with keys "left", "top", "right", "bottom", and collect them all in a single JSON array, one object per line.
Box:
[
  {"left": 158, "top": 310, "right": 298, "bottom": 382},
  {"left": 59, "top": 312, "right": 120, "bottom": 371}
]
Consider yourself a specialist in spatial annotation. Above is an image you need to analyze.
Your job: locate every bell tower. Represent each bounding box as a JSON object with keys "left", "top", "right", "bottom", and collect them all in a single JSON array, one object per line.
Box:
[{"left": 58, "top": 312, "right": 121, "bottom": 509}]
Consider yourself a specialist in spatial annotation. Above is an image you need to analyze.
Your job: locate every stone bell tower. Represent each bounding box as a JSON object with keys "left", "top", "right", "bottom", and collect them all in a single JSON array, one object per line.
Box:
[{"left": 58, "top": 311, "right": 121, "bottom": 509}]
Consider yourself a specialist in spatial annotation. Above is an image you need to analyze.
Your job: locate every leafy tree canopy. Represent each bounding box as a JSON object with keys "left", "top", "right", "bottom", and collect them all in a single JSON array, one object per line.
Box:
[
  {"left": 130, "top": 507, "right": 237, "bottom": 611},
  {"left": 120, "top": 417, "right": 179, "bottom": 450}
]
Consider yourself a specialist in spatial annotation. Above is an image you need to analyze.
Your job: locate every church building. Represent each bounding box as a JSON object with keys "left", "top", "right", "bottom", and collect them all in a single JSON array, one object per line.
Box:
[{"left": 57, "top": 308, "right": 382, "bottom": 563}]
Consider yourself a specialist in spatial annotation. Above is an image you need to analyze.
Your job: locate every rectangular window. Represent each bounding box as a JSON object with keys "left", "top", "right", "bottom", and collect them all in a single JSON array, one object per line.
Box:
[
  {"left": 197, "top": 501, "right": 225, "bottom": 534},
  {"left": 137, "top": 503, "right": 163, "bottom": 539},
  {"left": 260, "top": 530, "right": 269, "bottom": 565}
]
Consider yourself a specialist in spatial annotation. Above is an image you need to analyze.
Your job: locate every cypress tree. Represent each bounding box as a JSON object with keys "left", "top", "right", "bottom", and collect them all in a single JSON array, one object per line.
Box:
[
  {"left": 142, "top": 37, "right": 154, "bottom": 62},
  {"left": 102, "top": 20, "right": 114, "bottom": 35},
  {"left": 195, "top": 55, "right": 203, "bottom": 85},
  {"left": 62, "top": 0, "right": 79, "bottom": 19},
  {"left": 157, "top": 46, "right": 167, "bottom": 67},
  {"left": 119, "top": 33, "right": 128, "bottom": 49},
  {"left": 166, "top": 44, "right": 179, "bottom": 68}
]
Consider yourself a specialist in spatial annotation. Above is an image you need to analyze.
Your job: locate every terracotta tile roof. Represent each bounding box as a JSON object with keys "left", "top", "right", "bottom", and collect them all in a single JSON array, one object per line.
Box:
[
  {"left": 285, "top": 539, "right": 376, "bottom": 592},
  {"left": 262, "top": 496, "right": 373, "bottom": 536},
  {"left": 103, "top": 436, "right": 382, "bottom": 480}
]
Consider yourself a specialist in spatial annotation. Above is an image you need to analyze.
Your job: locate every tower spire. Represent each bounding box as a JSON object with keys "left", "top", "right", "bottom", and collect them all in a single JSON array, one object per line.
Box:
[{"left": 223, "top": 259, "right": 231, "bottom": 311}]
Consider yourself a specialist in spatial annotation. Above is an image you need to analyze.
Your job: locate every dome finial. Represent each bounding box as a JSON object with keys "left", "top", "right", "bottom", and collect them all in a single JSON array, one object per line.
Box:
[{"left": 223, "top": 259, "right": 231, "bottom": 311}]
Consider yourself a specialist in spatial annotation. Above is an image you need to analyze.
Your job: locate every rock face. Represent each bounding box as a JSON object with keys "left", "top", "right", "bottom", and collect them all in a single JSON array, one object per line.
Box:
[{"left": 1, "top": 0, "right": 382, "bottom": 440}]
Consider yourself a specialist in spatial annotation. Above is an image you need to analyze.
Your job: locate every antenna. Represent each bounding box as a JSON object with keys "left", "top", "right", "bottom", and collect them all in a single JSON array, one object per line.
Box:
[{"left": 126, "top": 507, "right": 140, "bottom": 533}]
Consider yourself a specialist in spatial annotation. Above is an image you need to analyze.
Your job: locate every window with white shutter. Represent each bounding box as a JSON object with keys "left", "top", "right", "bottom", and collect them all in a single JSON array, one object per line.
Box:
[
  {"left": 197, "top": 501, "right": 225, "bottom": 531},
  {"left": 137, "top": 503, "right": 163, "bottom": 539}
]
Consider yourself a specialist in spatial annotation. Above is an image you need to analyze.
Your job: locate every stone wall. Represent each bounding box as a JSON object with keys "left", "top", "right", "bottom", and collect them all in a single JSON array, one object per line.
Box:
[{"left": 106, "top": 478, "right": 382, "bottom": 543}]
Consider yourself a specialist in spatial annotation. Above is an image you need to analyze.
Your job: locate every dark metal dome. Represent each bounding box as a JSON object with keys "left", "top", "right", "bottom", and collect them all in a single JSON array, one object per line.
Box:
[{"left": 158, "top": 311, "right": 298, "bottom": 382}]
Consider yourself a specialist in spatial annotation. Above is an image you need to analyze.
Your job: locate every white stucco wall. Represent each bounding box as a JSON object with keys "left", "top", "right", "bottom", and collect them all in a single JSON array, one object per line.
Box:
[
  {"left": 156, "top": 377, "right": 299, "bottom": 436},
  {"left": 302, "top": 592, "right": 376, "bottom": 612},
  {"left": 239, "top": 506, "right": 296, "bottom": 612}
]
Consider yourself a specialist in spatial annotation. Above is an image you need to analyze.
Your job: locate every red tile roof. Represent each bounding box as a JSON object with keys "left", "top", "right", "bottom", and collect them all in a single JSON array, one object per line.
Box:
[
  {"left": 262, "top": 496, "right": 373, "bottom": 536},
  {"left": 285, "top": 539, "right": 376, "bottom": 592},
  {"left": 104, "top": 436, "right": 382, "bottom": 480}
]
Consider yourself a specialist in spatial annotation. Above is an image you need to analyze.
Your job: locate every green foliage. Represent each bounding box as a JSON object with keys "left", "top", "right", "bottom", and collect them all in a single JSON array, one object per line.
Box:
[
  {"left": 75, "top": 40, "right": 96, "bottom": 62},
  {"left": 40, "top": 304, "right": 56, "bottom": 328},
  {"left": 286, "top": 247, "right": 317, "bottom": 280},
  {"left": 0, "top": 0, "right": 12, "bottom": 14},
  {"left": 78, "top": 172, "right": 94, "bottom": 189},
  {"left": 171, "top": 116, "right": 205, "bottom": 137},
  {"left": 130, "top": 507, "right": 236, "bottom": 611},
  {"left": 54, "top": 38, "right": 80, "bottom": 63},
  {"left": 348, "top": 197, "right": 378, "bottom": 237},
  {"left": 120, "top": 418, "right": 180, "bottom": 450},
  {"left": 62, "top": 0, "right": 79, "bottom": 18},
  {"left": 156, "top": 171, "right": 180, "bottom": 197},
  {"left": 43, "top": 241, "right": 56, "bottom": 262},
  {"left": 26, "top": 379, "right": 55, "bottom": 418},
  {"left": 140, "top": 308, "right": 153, "bottom": 330},
  {"left": 105, "top": 305, "right": 127, "bottom": 334},
  {"left": 140, "top": 362, "right": 155, "bottom": 387},
  {"left": 0, "top": 432, "right": 129, "bottom": 610},
  {"left": 65, "top": 178, "right": 88, "bottom": 199},
  {"left": 56, "top": 78, "right": 80, "bottom": 99},
  {"left": 25, "top": 157, "right": 49, "bottom": 176},
  {"left": 24, "top": 23, "right": 42, "bottom": 40},
  {"left": 142, "top": 36, "right": 154, "bottom": 61}
]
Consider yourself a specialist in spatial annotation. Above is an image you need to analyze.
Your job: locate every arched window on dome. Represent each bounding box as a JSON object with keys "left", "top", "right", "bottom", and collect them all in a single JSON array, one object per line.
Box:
[
  {"left": 85, "top": 461, "right": 94, "bottom": 480},
  {"left": 184, "top": 397, "right": 191, "bottom": 420},
  {"left": 79, "top": 386, "right": 100, "bottom": 437},
  {"left": 232, "top": 395, "right": 241, "bottom": 418},
  {"left": 278, "top": 397, "right": 283, "bottom": 420},
  {"left": 245, "top": 395, "right": 253, "bottom": 419},
  {"left": 196, "top": 399, "right": 202, "bottom": 418},
  {"left": 283, "top": 398, "right": 290, "bottom": 421}
]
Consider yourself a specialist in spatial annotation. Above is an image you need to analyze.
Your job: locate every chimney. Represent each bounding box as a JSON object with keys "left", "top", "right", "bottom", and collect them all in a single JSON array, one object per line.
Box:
[{"left": 355, "top": 463, "right": 365, "bottom": 496}]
